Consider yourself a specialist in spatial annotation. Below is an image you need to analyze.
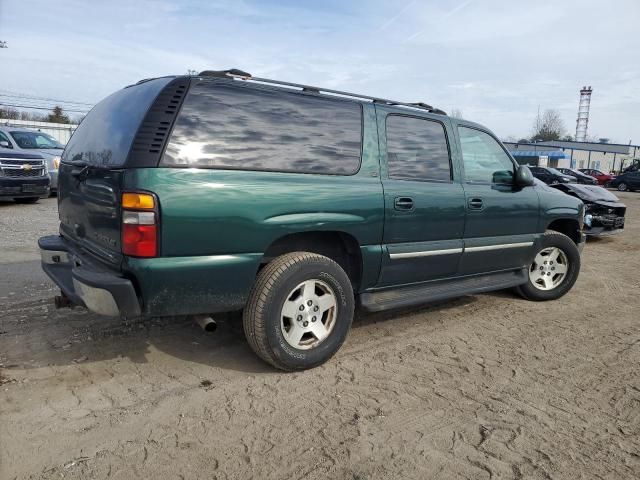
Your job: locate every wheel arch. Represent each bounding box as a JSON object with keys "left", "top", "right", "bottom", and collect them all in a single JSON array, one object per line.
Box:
[
  {"left": 260, "top": 231, "right": 363, "bottom": 291},
  {"left": 546, "top": 218, "right": 581, "bottom": 244}
]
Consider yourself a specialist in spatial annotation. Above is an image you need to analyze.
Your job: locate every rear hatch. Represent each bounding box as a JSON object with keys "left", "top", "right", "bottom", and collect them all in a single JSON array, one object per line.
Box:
[{"left": 58, "top": 77, "right": 178, "bottom": 266}]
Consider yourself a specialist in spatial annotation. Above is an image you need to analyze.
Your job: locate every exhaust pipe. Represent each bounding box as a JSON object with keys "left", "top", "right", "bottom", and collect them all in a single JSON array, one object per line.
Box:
[
  {"left": 54, "top": 293, "right": 73, "bottom": 309},
  {"left": 194, "top": 315, "right": 217, "bottom": 333}
]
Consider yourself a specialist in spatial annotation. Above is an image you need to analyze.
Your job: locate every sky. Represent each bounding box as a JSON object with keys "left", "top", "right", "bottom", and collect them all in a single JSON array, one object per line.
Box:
[{"left": 1, "top": 0, "right": 639, "bottom": 143}]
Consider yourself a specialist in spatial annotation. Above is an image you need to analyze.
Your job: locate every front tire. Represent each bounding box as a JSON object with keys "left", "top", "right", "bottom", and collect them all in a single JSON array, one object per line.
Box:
[
  {"left": 516, "top": 231, "right": 580, "bottom": 301},
  {"left": 617, "top": 182, "right": 628, "bottom": 192},
  {"left": 243, "top": 252, "right": 354, "bottom": 371}
]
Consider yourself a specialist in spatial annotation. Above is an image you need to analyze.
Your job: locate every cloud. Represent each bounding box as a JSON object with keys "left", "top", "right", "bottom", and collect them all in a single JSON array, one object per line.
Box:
[
  {"left": 1, "top": 0, "right": 639, "bottom": 143},
  {"left": 379, "top": 0, "right": 417, "bottom": 31}
]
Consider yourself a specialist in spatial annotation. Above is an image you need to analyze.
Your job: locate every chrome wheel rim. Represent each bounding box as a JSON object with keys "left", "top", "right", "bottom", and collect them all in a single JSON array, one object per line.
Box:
[
  {"left": 618, "top": 183, "right": 627, "bottom": 191},
  {"left": 529, "top": 247, "right": 569, "bottom": 291},
  {"left": 280, "top": 279, "right": 337, "bottom": 350}
]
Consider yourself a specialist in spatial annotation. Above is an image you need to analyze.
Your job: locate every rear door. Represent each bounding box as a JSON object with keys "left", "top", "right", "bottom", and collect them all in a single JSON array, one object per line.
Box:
[
  {"left": 454, "top": 125, "right": 540, "bottom": 275},
  {"left": 377, "top": 108, "right": 466, "bottom": 287},
  {"left": 58, "top": 77, "right": 177, "bottom": 266}
]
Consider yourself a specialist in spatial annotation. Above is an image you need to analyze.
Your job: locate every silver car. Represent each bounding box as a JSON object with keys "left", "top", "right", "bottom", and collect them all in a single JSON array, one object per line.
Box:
[{"left": 0, "top": 126, "right": 63, "bottom": 191}]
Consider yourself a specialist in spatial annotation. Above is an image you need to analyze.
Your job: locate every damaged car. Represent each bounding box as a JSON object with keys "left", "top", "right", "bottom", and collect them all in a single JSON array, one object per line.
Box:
[{"left": 551, "top": 183, "right": 626, "bottom": 236}]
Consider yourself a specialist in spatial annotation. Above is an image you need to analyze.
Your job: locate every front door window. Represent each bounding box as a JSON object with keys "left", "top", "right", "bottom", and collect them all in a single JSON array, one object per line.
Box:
[{"left": 458, "top": 127, "right": 515, "bottom": 184}]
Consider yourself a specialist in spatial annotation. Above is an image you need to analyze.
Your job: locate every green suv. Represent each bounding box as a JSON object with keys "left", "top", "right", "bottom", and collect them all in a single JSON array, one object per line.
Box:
[{"left": 39, "top": 69, "right": 585, "bottom": 370}]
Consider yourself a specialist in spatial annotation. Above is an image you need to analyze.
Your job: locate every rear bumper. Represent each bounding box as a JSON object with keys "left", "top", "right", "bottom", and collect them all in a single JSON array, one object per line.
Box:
[
  {"left": 0, "top": 175, "right": 50, "bottom": 198},
  {"left": 39, "top": 235, "right": 141, "bottom": 317}
]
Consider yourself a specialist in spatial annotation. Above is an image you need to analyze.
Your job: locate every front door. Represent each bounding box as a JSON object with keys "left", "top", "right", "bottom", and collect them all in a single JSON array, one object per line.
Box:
[
  {"left": 455, "top": 125, "right": 540, "bottom": 275},
  {"left": 377, "top": 110, "right": 466, "bottom": 287}
]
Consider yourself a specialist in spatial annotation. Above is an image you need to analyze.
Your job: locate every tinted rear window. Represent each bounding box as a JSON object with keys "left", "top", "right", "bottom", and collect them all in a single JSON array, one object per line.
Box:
[
  {"left": 161, "top": 81, "right": 362, "bottom": 175},
  {"left": 62, "top": 77, "right": 173, "bottom": 167}
]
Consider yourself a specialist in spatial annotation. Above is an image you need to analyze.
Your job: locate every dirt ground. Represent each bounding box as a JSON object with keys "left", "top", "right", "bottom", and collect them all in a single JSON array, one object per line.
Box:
[{"left": 1, "top": 193, "right": 639, "bottom": 480}]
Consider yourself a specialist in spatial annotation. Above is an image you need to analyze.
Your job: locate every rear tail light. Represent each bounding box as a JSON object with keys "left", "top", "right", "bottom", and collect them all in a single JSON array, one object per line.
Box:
[{"left": 121, "top": 192, "right": 158, "bottom": 257}]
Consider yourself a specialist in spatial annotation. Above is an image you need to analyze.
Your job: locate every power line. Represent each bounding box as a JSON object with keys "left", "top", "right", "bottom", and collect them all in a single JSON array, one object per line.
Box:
[
  {"left": 0, "top": 90, "right": 95, "bottom": 107},
  {"left": 0, "top": 102, "right": 89, "bottom": 114},
  {"left": 0, "top": 95, "right": 92, "bottom": 110},
  {"left": 0, "top": 97, "right": 91, "bottom": 112}
]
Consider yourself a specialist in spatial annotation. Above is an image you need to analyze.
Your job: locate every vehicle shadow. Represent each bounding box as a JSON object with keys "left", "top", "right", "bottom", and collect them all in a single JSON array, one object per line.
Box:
[
  {"left": 586, "top": 235, "right": 616, "bottom": 245},
  {"left": 1, "top": 295, "right": 477, "bottom": 375}
]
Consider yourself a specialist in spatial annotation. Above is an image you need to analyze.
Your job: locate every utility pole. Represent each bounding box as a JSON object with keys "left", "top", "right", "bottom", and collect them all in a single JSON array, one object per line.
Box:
[{"left": 1, "top": 0, "right": 8, "bottom": 49}]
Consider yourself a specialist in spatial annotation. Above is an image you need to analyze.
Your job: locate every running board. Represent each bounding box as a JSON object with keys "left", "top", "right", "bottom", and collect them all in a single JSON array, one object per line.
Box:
[{"left": 359, "top": 269, "right": 528, "bottom": 312}]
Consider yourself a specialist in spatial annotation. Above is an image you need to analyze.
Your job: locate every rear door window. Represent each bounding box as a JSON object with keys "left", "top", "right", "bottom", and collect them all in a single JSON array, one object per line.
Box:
[
  {"left": 162, "top": 81, "right": 362, "bottom": 175},
  {"left": 385, "top": 115, "right": 451, "bottom": 182}
]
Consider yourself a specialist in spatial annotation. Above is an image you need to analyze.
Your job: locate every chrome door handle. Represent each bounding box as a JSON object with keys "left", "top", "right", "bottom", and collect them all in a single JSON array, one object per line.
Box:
[
  {"left": 468, "top": 198, "right": 483, "bottom": 210},
  {"left": 394, "top": 197, "right": 414, "bottom": 211}
]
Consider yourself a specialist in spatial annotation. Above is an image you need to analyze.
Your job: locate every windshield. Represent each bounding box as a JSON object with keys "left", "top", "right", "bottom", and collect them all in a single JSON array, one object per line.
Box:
[
  {"left": 10, "top": 131, "right": 64, "bottom": 149},
  {"left": 547, "top": 168, "right": 566, "bottom": 176}
]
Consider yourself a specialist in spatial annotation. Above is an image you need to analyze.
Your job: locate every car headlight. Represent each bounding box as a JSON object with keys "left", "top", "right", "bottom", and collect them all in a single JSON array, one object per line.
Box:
[
  {"left": 584, "top": 214, "right": 593, "bottom": 227},
  {"left": 52, "top": 156, "right": 61, "bottom": 170}
]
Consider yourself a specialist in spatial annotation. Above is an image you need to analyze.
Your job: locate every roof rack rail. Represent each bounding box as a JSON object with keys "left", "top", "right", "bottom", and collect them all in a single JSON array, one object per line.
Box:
[{"left": 197, "top": 68, "right": 446, "bottom": 115}]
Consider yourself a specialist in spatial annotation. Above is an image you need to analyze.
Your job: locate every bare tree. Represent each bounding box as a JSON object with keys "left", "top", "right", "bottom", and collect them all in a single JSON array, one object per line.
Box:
[
  {"left": 0, "top": 107, "right": 20, "bottom": 119},
  {"left": 450, "top": 108, "right": 463, "bottom": 119},
  {"left": 531, "top": 109, "right": 566, "bottom": 142}
]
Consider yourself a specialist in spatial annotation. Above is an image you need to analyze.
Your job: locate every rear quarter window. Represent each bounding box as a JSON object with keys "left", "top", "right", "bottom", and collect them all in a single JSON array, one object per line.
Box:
[{"left": 162, "top": 81, "right": 363, "bottom": 175}]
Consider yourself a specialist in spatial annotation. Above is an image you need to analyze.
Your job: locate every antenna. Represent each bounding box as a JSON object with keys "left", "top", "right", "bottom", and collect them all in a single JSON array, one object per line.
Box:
[{"left": 575, "top": 86, "right": 592, "bottom": 142}]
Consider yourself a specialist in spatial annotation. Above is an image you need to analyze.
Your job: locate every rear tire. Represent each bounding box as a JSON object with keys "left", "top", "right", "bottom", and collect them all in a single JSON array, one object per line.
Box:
[
  {"left": 617, "top": 182, "right": 628, "bottom": 192},
  {"left": 14, "top": 197, "right": 40, "bottom": 204},
  {"left": 243, "top": 252, "right": 354, "bottom": 371},
  {"left": 516, "top": 231, "right": 580, "bottom": 301}
]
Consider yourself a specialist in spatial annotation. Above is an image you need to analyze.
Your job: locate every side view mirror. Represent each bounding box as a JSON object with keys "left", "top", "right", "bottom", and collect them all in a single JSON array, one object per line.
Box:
[
  {"left": 0, "top": 140, "right": 10, "bottom": 148},
  {"left": 515, "top": 165, "right": 534, "bottom": 187}
]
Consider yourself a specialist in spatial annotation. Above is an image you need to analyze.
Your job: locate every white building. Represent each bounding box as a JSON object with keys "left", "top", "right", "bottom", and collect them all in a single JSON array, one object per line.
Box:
[{"left": 505, "top": 140, "right": 639, "bottom": 173}]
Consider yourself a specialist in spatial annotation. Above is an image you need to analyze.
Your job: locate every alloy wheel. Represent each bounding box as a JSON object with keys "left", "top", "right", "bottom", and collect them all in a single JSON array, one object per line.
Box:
[
  {"left": 529, "top": 247, "right": 569, "bottom": 291},
  {"left": 280, "top": 279, "right": 337, "bottom": 350}
]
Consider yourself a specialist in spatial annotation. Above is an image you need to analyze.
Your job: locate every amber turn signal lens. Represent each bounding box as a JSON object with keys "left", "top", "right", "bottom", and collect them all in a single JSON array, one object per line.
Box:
[{"left": 122, "top": 192, "right": 155, "bottom": 210}]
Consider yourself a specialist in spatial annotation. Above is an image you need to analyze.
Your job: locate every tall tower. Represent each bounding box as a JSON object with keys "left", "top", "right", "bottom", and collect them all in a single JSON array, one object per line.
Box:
[{"left": 575, "top": 86, "right": 592, "bottom": 142}]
